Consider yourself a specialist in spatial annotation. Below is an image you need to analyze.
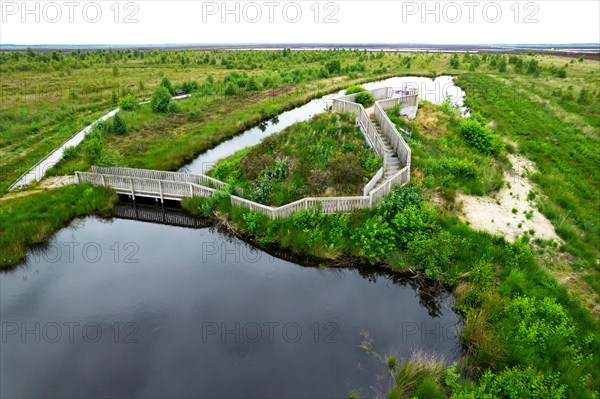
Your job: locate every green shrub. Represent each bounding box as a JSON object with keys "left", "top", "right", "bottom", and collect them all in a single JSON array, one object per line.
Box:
[
  {"left": 407, "top": 230, "right": 463, "bottom": 281},
  {"left": 111, "top": 114, "right": 128, "bottom": 135},
  {"left": 62, "top": 146, "right": 78, "bottom": 160},
  {"left": 263, "top": 158, "right": 289, "bottom": 181},
  {"left": 118, "top": 94, "right": 139, "bottom": 111},
  {"left": 446, "top": 364, "right": 566, "bottom": 399},
  {"left": 180, "top": 80, "right": 200, "bottom": 93},
  {"left": 324, "top": 59, "right": 341, "bottom": 74},
  {"left": 355, "top": 92, "right": 374, "bottom": 107},
  {"left": 224, "top": 83, "right": 238, "bottom": 96},
  {"left": 502, "top": 296, "right": 579, "bottom": 357},
  {"left": 84, "top": 131, "right": 105, "bottom": 164},
  {"left": 392, "top": 205, "right": 436, "bottom": 247},
  {"left": 167, "top": 100, "right": 181, "bottom": 113},
  {"left": 97, "top": 147, "right": 126, "bottom": 167},
  {"left": 151, "top": 86, "right": 172, "bottom": 113},
  {"left": 425, "top": 157, "right": 478, "bottom": 187},
  {"left": 459, "top": 118, "right": 495, "bottom": 154},
  {"left": 345, "top": 85, "right": 366, "bottom": 95},
  {"left": 159, "top": 76, "right": 175, "bottom": 96},
  {"left": 352, "top": 215, "right": 397, "bottom": 262},
  {"left": 377, "top": 186, "right": 422, "bottom": 219}
]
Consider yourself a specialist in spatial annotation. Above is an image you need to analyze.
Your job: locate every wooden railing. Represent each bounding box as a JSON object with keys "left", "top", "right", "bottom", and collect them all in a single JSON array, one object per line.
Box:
[
  {"left": 333, "top": 97, "right": 389, "bottom": 171},
  {"left": 363, "top": 167, "right": 384, "bottom": 196},
  {"left": 374, "top": 102, "right": 411, "bottom": 171},
  {"left": 91, "top": 166, "right": 241, "bottom": 194},
  {"left": 77, "top": 172, "right": 216, "bottom": 201},
  {"left": 78, "top": 169, "right": 408, "bottom": 219},
  {"left": 373, "top": 95, "right": 415, "bottom": 183}
]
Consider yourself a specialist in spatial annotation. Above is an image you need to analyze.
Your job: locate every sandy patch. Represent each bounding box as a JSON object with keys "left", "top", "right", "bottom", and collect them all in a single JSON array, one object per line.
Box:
[
  {"left": 39, "top": 175, "right": 77, "bottom": 189},
  {"left": 1, "top": 175, "right": 76, "bottom": 202},
  {"left": 457, "top": 154, "right": 560, "bottom": 243}
]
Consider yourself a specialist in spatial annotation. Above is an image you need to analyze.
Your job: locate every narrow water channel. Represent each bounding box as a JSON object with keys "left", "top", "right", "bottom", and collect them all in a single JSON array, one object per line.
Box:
[{"left": 181, "top": 75, "right": 465, "bottom": 174}]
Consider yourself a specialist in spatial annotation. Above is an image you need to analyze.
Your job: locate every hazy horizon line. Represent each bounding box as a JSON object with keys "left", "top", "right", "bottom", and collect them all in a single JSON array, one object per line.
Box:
[{"left": 2, "top": 42, "right": 599, "bottom": 48}]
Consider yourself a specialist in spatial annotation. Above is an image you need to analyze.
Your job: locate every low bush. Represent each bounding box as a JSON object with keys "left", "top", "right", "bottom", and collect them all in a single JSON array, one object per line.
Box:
[
  {"left": 446, "top": 364, "right": 567, "bottom": 399},
  {"left": 62, "top": 146, "right": 78, "bottom": 160},
  {"left": 118, "top": 94, "right": 139, "bottom": 111},
  {"left": 345, "top": 85, "right": 366, "bottom": 95},
  {"left": 459, "top": 118, "right": 496, "bottom": 155},
  {"left": 151, "top": 86, "right": 173, "bottom": 113},
  {"left": 111, "top": 114, "right": 128, "bottom": 135},
  {"left": 355, "top": 92, "right": 374, "bottom": 107},
  {"left": 159, "top": 76, "right": 175, "bottom": 96}
]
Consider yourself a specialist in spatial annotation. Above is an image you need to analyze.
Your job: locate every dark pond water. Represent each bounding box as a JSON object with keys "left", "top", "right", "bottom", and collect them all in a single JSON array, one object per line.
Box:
[{"left": 1, "top": 202, "right": 459, "bottom": 398}]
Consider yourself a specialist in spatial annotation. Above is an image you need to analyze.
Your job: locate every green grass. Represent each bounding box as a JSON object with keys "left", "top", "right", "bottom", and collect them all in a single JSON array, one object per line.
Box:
[
  {"left": 0, "top": 184, "right": 117, "bottom": 268},
  {"left": 387, "top": 101, "right": 506, "bottom": 196},
  {"left": 456, "top": 73, "right": 599, "bottom": 275},
  {"left": 210, "top": 112, "right": 382, "bottom": 205}
]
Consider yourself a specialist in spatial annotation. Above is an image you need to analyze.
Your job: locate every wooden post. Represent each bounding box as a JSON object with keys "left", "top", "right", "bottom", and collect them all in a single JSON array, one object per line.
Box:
[
  {"left": 101, "top": 175, "right": 106, "bottom": 187},
  {"left": 189, "top": 183, "right": 194, "bottom": 198},
  {"left": 75, "top": 172, "right": 80, "bottom": 184},
  {"left": 159, "top": 180, "right": 164, "bottom": 203},
  {"left": 130, "top": 177, "right": 135, "bottom": 200}
]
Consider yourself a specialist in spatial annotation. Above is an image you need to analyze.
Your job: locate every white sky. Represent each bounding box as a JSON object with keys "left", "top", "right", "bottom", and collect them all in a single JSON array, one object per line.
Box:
[{"left": 1, "top": 1, "right": 599, "bottom": 45}]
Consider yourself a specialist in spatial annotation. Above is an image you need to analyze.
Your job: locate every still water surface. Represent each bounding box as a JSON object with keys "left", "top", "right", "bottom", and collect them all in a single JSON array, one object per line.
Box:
[{"left": 1, "top": 203, "right": 459, "bottom": 398}]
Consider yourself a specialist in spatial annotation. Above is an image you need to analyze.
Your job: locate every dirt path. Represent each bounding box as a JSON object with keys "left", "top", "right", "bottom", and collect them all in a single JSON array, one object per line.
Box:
[
  {"left": 1, "top": 176, "right": 76, "bottom": 202},
  {"left": 457, "top": 154, "right": 560, "bottom": 243}
]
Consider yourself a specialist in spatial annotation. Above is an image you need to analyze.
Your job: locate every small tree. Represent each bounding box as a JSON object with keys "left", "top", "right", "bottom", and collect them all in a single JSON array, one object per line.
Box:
[
  {"left": 247, "top": 77, "right": 259, "bottom": 92},
  {"left": 151, "top": 86, "right": 172, "bottom": 113},
  {"left": 224, "top": 83, "right": 238, "bottom": 96},
  {"left": 84, "top": 131, "right": 105, "bottom": 164},
  {"left": 159, "top": 76, "right": 175, "bottom": 96},
  {"left": 112, "top": 114, "right": 128, "bottom": 135},
  {"left": 325, "top": 59, "right": 341, "bottom": 75},
  {"left": 449, "top": 53, "right": 460, "bottom": 69}
]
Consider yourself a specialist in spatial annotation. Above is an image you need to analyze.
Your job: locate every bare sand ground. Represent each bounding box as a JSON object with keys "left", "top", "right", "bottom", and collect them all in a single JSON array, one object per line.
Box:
[{"left": 457, "top": 154, "right": 560, "bottom": 243}]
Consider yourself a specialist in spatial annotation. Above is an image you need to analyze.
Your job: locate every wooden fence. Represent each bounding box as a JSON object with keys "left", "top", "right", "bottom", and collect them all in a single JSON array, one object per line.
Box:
[
  {"left": 374, "top": 102, "right": 411, "bottom": 171},
  {"left": 78, "top": 168, "right": 409, "bottom": 219},
  {"left": 77, "top": 172, "right": 216, "bottom": 202},
  {"left": 91, "top": 166, "right": 240, "bottom": 194}
]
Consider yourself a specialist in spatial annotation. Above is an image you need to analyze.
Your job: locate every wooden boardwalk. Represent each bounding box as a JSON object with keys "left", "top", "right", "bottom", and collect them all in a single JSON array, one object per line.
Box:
[{"left": 76, "top": 87, "right": 418, "bottom": 219}]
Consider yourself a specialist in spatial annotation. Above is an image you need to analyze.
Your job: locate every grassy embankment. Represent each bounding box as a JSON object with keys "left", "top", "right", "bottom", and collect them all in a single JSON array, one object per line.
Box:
[
  {"left": 182, "top": 100, "right": 599, "bottom": 398},
  {"left": 0, "top": 184, "right": 117, "bottom": 268},
  {"left": 209, "top": 112, "right": 382, "bottom": 205},
  {"left": 456, "top": 73, "right": 600, "bottom": 299}
]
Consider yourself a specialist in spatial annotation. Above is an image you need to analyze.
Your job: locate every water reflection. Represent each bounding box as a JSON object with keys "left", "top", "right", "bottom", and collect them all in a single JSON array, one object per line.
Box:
[{"left": 1, "top": 199, "right": 460, "bottom": 398}]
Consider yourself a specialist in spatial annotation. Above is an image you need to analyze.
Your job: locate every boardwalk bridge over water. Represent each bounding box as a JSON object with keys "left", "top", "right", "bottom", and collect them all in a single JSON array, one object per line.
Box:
[{"left": 76, "top": 87, "right": 418, "bottom": 219}]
